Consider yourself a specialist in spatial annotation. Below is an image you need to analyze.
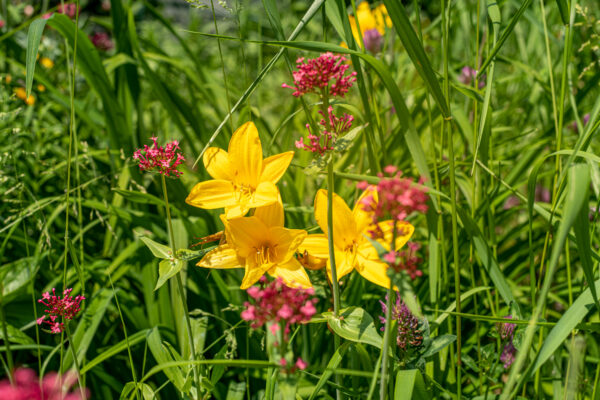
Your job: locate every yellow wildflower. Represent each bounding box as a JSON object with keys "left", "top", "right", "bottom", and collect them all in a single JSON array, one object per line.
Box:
[
  {"left": 5, "top": 74, "right": 12, "bottom": 84},
  {"left": 186, "top": 121, "right": 294, "bottom": 219},
  {"left": 37, "top": 84, "right": 46, "bottom": 92},
  {"left": 40, "top": 57, "right": 54, "bottom": 69},
  {"left": 14, "top": 88, "right": 35, "bottom": 106},
  {"left": 298, "top": 188, "right": 414, "bottom": 289},
  {"left": 197, "top": 201, "right": 311, "bottom": 289}
]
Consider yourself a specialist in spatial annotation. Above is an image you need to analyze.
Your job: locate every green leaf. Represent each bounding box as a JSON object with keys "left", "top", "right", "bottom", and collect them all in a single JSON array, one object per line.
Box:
[
  {"left": 308, "top": 342, "right": 351, "bottom": 400},
  {"left": 394, "top": 369, "right": 429, "bottom": 400},
  {"left": 63, "top": 289, "right": 113, "bottom": 372},
  {"left": 112, "top": 188, "right": 165, "bottom": 207},
  {"left": 382, "top": 0, "right": 449, "bottom": 118},
  {"left": 531, "top": 278, "right": 600, "bottom": 375},
  {"left": 155, "top": 259, "right": 183, "bottom": 290},
  {"left": 333, "top": 124, "right": 366, "bottom": 153},
  {"left": 323, "top": 307, "right": 382, "bottom": 349},
  {"left": 0, "top": 324, "right": 35, "bottom": 345},
  {"left": 80, "top": 329, "right": 149, "bottom": 374},
  {"left": 140, "top": 237, "right": 173, "bottom": 260},
  {"left": 175, "top": 247, "right": 215, "bottom": 262},
  {"left": 25, "top": 19, "right": 47, "bottom": 97},
  {"left": 119, "top": 382, "right": 155, "bottom": 400},
  {"left": 573, "top": 185, "right": 599, "bottom": 311},
  {"left": 146, "top": 328, "right": 190, "bottom": 394},
  {"left": 422, "top": 334, "right": 456, "bottom": 358}
]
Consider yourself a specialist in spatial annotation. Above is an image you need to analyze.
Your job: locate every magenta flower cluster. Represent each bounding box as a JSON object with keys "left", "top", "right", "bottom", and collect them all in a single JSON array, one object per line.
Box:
[
  {"left": 383, "top": 242, "right": 423, "bottom": 280},
  {"left": 282, "top": 52, "right": 357, "bottom": 97},
  {"left": 379, "top": 294, "right": 423, "bottom": 356},
  {"left": 496, "top": 315, "right": 517, "bottom": 369},
  {"left": 37, "top": 288, "right": 85, "bottom": 334},
  {"left": 358, "top": 165, "right": 428, "bottom": 223},
  {"left": 0, "top": 368, "right": 86, "bottom": 400},
  {"left": 459, "top": 66, "right": 485, "bottom": 89},
  {"left": 241, "top": 277, "right": 318, "bottom": 339},
  {"left": 90, "top": 32, "right": 114, "bottom": 51},
  {"left": 295, "top": 106, "right": 354, "bottom": 155},
  {"left": 133, "top": 137, "right": 185, "bottom": 177}
]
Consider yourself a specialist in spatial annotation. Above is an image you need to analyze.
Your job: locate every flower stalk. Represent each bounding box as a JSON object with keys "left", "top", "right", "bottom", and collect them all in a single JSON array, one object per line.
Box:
[
  {"left": 380, "top": 221, "right": 397, "bottom": 400},
  {"left": 161, "top": 174, "right": 200, "bottom": 396}
]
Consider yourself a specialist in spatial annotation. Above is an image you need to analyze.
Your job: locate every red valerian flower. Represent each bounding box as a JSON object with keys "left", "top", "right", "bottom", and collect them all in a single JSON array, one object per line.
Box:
[
  {"left": 37, "top": 288, "right": 85, "bottom": 334},
  {"left": 0, "top": 368, "right": 87, "bottom": 399},
  {"left": 282, "top": 52, "right": 357, "bottom": 98},
  {"left": 133, "top": 137, "right": 185, "bottom": 177}
]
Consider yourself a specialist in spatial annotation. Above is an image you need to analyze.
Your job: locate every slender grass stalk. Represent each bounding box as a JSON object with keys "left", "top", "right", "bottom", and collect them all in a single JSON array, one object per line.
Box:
[
  {"left": 107, "top": 273, "right": 141, "bottom": 400},
  {"left": 440, "top": 0, "right": 461, "bottom": 396},
  {"left": 64, "top": 324, "right": 87, "bottom": 400},
  {"left": 379, "top": 287, "right": 393, "bottom": 400},
  {"left": 160, "top": 174, "right": 200, "bottom": 397},
  {"left": 0, "top": 283, "right": 13, "bottom": 384},
  {"left": 210, "top": 0, "right": 234, "bottom": 135}
]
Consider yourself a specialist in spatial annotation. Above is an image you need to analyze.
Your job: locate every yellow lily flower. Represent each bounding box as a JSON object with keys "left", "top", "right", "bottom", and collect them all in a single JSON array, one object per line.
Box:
[
  {"left": 348, "top": 2, "right": 392, "bottom": 43},
  {"left": 298, "top": 188, "right": 414, "bottom": 289},
  {"left": 197, "top": 201, "right": 312, "bottom": 289},
  {"left": 186, "top": 121, "right": 294, "bottom": 219}
]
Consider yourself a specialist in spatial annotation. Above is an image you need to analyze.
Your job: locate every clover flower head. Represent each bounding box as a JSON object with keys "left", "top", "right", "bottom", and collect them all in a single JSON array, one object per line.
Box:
[
  {"left": 282, "top": 52, "right": 357, "bottom": 98},
  {"left": 37, "top": 288, "right": 85, "bottom": 334},
  {"left": 496, "top": 315, "right": 517, "bottom": 369},
  {"left": 295, "top": 106, "right": 354, "bottom": 155},
  {"left": 0, "top": 368, "right": 87, "bottom": 400},
  {"left": 358, "top": 166, "right": 428, "bottom": 225},
  {"left": 382, "top": 242, "right": 423, "bottom": 279},
  {"left": 133, "top": 137, "right": 185, "bottom": 177},
  {"left": 363, "top": 28, "right": 383, "bottom": 54},
  {"left": 241, "top": 277, "right": 318, "bottom": 339},
  {"left": 379, "top": 294, "right": 423, "bottom": 355},
  {"left": 459, "top": 66, "right": 485, "bottom": 89},
  {"left": 90, "top": 32, "right": 114, "bottom": 51},
  {"left": 57, "top": 3, "right": 78, "bottom": 18}
]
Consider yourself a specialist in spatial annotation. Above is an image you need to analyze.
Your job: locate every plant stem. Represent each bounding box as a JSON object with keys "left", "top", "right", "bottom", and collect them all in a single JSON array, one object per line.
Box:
[
  {"left": 326, "top": 161, "right": 342, "bottom": 400},
  {"left": 0, "top": 283, "right": 13, "bottom": 384},
  {"left": 380, "top": 287, "right": 393, "bottom": 400},
  {"left": 161, "top": 175, "right": 200, "bottom": 398},
  {"left": 65, "top": 324, "right": 87, "bottom": 400}
]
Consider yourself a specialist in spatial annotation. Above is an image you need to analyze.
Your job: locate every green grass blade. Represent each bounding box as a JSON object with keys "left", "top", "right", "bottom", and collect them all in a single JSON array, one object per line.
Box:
[
  {"left": 308, "top": 342, "right": 350, "bottom": 400},
  {"left": 25, "top": 19, "right": 47, "bottom": 98},
  {"left": 383, "top": 0, "right": 449, "bottom": 118}
]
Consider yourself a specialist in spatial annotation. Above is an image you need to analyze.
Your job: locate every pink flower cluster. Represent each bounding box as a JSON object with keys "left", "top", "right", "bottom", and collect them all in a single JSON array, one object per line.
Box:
[
  {"left": 295, "top": 106, "right": 354, "bottom": 155},
  {"left": 279, "top": 357, "right": 308, "bottom": 374},
  {"left": 57, "top": 3, "right": 77, "bottom": 18},
  {"left": 379, "top": 294, "right": 423, "bottom": 357},
  {"left": 358, "top": 165, "right": 428, "bottom": 223},
  {"left": 459, "top": 66, "right": 485, "bottom": 89},
  {"left": 133, "top": 137, "right": 185, "bottom": 177},
  {"left": 37, "top": 288, "right": 85, "bottom": 334},
  {"left": 383, "top": 242, "right": 423, "bottom": 279},
  {"left": 496, "top": 315, "right": 517, "bottom": 369},
  {"left": 90, "top": 32, "right": 113, "bottom": 51},
  {"left": 0, "top": 368, "right": 86, "bottom": 400},
  {"left": 282, "top": 53, "right": 357, "bottom": 98},
  {"left": 241, "top": 277, "right": 318, "bottom": 339}
]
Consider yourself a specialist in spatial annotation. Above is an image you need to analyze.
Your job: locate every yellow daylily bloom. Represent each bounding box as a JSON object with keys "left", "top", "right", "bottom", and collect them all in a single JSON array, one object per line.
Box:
[
  {"left": 348, "top": 2, "right": 392, "bottom": 43},
  {"left": 197, "top": 201, "right": 312, "bottom": 289},
  {"left": 186, "top": 121, "right": 294, "bottom": 219},
  {"left": 298, "top": 188, "right": 414, "bottom": 289}
]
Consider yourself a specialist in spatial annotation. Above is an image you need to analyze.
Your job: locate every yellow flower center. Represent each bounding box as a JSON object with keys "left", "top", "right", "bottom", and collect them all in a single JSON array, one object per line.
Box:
[{"left": 253, "top": 243, "right": 278, "bottom": 265}]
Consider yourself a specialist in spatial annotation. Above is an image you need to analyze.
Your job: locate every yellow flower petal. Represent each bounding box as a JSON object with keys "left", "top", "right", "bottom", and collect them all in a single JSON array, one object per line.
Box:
[
  {"left": 227, "top": 216, "right": 269, "bottom": 259},
  {"left": 314, "top": 189, "right": 358, "bottom": 250},
  {"left": 374, "top": 220, "right": 415, "bottom": 251},
  {"left": 254, "top": 200, "right": 284, "bottom": 228},
  {"left": 356, "top": 255, "right": 391, "bottom": 289},
  {"left": 269, "top": 227, "right": 306, "bottom": 263},
  {"left": 186, "top": 180, "right": 238, "bottom": 210},
  {"left": 298, "top": 234, "right": 329, "bottom": 258},
  {"left": 241, "top": 263, "right": 271, "bottom": 289},
  {"left": 203, "top": 147, "right": 232, "bottom": 181},
  {"left": 268, "top": 258, "right": 312, "bottom": 289},
  {"left": 228, "top": 121, "right": 263, "bottom": 188},
  {"left": 356, "top": 1, "right": 377, "bottom": 33},
  {"left": 197, "top": 244, "right": 242, "bottom": 269},
  {"left": 261, "top": 151, "right": 294, "bottom": 184},
  {"left": 373, "top": 4, "right": 392, "bottom": 30},
  {"left": 325, "top": 250, "right": 356, "bottom": 283},
  {"left": 353, "top": 186, "right": 377, "bottom": 234},
  {"left": 248, "top": 181, "right": 280, "bottom": 209}
]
